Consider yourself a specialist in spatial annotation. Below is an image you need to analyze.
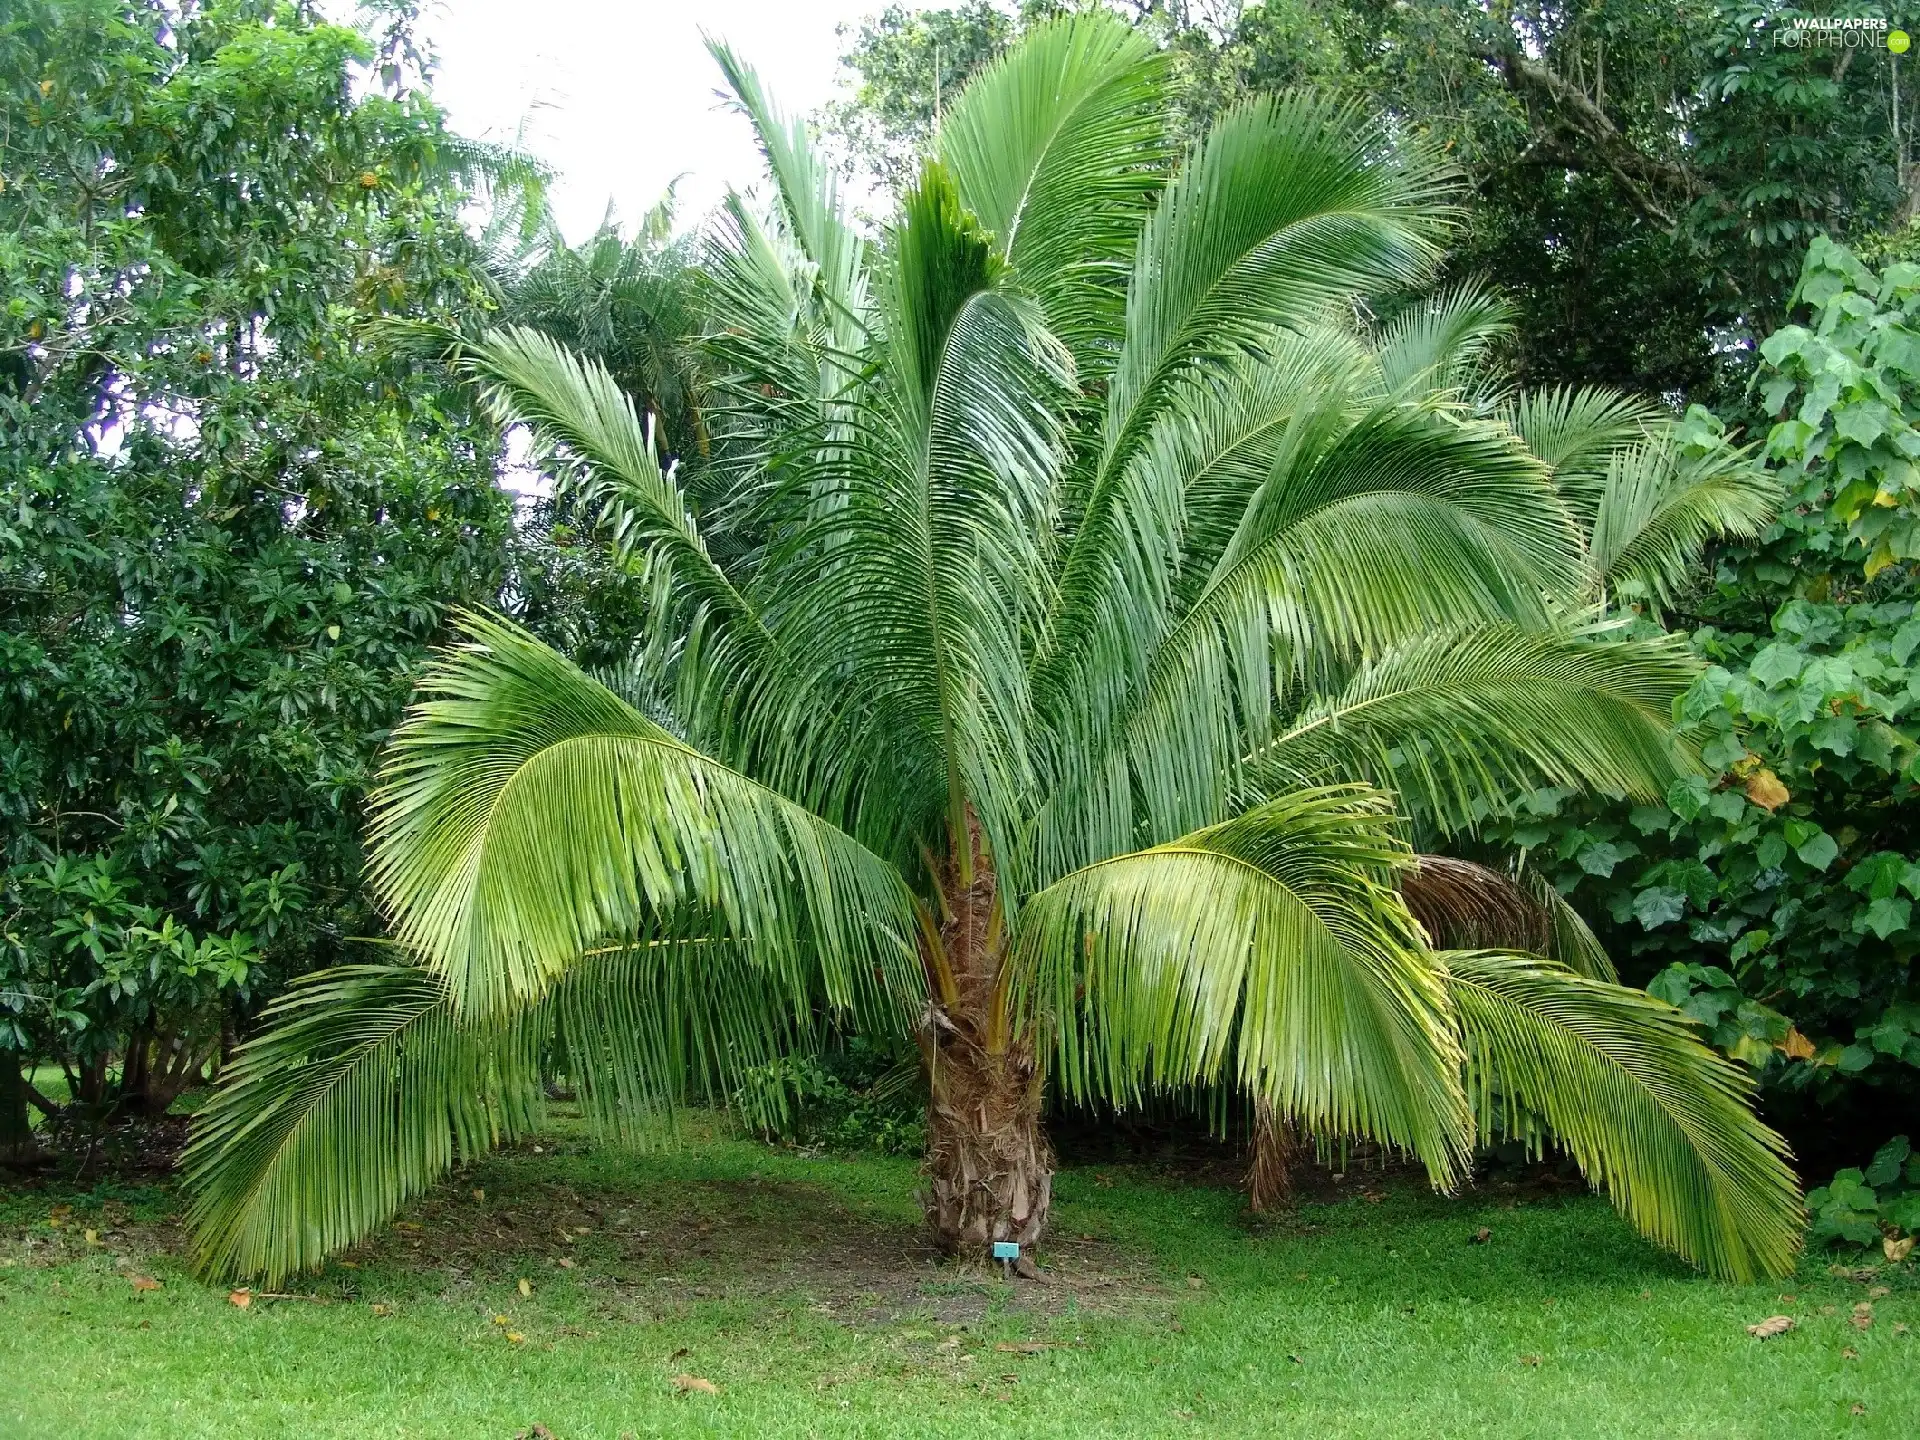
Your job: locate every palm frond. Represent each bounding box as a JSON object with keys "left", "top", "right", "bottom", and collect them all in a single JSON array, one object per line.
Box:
[
  {"left": 1246, "top": 625, "right": 1697, "bottom": 832},
  {"left": 1035, "top": 95, "right": 1454, "bottom": 766},
  {"left": 1015, "top": 785, "right": 1470, "bottom": 1186},
  {"left": 182, "top": 965, "right": 542, "bottom": 1285},
  {"left": 938, "top": 12, "right": 1171, "bottom": 363},
  {"left": 459, "top": 326, "right": 766, "bottom": 645},
  {"left": 1503, "top": 385, "right": 1661, "bottom": 491},
  {"left": 707, "top": 39, "right": 864, "bottom": 321},
  {"left": 1370, "top": 282, "right": 1513, "bottom": 403},
  {"left": 369, "top": 612, "right": 920, "bottom": 1016},
  {"left": 1444, "top": 951, "right": 1803, "bottom": 1280},
  {"left": 1589, "top": 433, "right": 1778, "bottom": 607}
]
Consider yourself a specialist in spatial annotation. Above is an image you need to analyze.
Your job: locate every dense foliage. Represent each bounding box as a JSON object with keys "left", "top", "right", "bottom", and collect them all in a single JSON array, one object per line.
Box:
[
  {"left": 0, "top": 0, "right": 513, "bottom": 1136},
  {"left": 824, "top": 1, "right": 1918, "bottom": 399},
  {"left": 1485, "top": 239, "right": 1920, "bottom": 1179}
]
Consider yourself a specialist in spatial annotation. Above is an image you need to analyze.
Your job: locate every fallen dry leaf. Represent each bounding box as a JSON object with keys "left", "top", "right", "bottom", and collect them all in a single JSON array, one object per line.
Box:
[
  {"left": 84, "top": 1228, "right": 98, "bottom": 1245},
  {"left": 1868, "top": 1285, "right": 1890, "bottom": 1299},
  {"left": 335, "top": 1260, "right": 359, "bottom": 1269},
  {"left": 517, "top": 1278, "right": 532, "bottom": 1298},
  {"left": 1829, "top": 1264, "right": 1879, "bottom": 1282},
  {"left": 506, "top": 1331, "right": 525, "bottom": 1344},
  {"left": 227, "top": 1289, "right": 252, "bottom": 1309},
  {"left": 1851, "top": 1404, "right": 1867, "bottom": 1417},
  {"left": 472, "top": 1188, "right": 485, "bottom": 1203},
  {"left": 1470, "top": 1227, "right": 1492, "bottom": 1245},
  {"left": 1893, "top": 1322, "right": 1909, "bottom": 1335},
  {"left": 995, "top": 1341, "right": 1053, "bottom": 1354},
  {"left": 671, "top": 1374, "right": 719, "bottom": 1395},
  {"left": 557, "top": 1258, "right": 575, "bottom": 1269},
  {"left": 1884, "top": 1235, "right": 1915, "bottom": 1263},
  {"left": 129, "top": 1275, "right": 161, "bottom": 1293},
  {"left": 371, "top": 1303, "right": 392, "bottom": 1316},
  {"left": 1186, "top": 1276, "right": 1205, "bottom": 1290},
  {"left": 1746, "top": 1315, "right": 1795, "bottom": 1339},
  {"left": 1843, "top": 1346, "right": 1859, "bottom": 1360},
  {"left": 1743, "top": 768, "right": 1790, "bottom": 811},
  {"left": 1518, "top": 1354, "right": 1542, "bottom": 1368}
]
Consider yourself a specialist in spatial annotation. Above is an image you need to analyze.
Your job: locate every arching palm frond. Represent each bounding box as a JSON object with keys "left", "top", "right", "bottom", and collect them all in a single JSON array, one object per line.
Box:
[
  {"left": 182, "top": 965, "right": 542, "bottom": 1286},
  {"left": 370, "top": 612, "right": 919, "bottom": 1017},
  {"left": 460, "top": 327, "right": 764, "bottom": 638},
  {"left": 1246, "top": 626, "right": 1696, "bottom": 833},
  {"left": 184, "top": 934, "right": 864, "bottom": 1285},
  {"left": 1036, "top": 93, "right": 1455, "bottom": 766},
  {"left": 745, "top": 162, "right": 1073, "bottom": 873},
  {"left": 1370, "top": 281, "right": 1513, "bottom": 404},
  {"left": 1503, "top": 385, "right": 1661, "bottom": 493},
  {"left": 707, "top": 38, "right": 864, "bottom": 324},
  {"left": 1589, "top": 433, "right": 1778, "bottom": 607},
  {"left": 1444, "top": 951, "right": 1803, "bottom": 1281},
  {"left": 1109, "top": 410, "right": 1584, "bottom": 858},
  {"left": 1016, "top": 786, "right": 1470, "bottom": 1187},
  {"left": 938, "top": 11, "right": 1170, "bottom": 364}
]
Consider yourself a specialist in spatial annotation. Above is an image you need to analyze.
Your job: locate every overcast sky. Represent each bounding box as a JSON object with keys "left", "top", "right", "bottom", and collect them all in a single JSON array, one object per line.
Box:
[{"left": 417, "top": 0, "right": 918, "bottom": 242}]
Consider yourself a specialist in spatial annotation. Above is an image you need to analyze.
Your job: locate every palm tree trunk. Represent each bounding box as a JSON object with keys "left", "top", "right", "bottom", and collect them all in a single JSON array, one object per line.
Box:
[
  {"left": 919, "top": 819, "right": 1053, "bottom": 1256},
  {"left": 1246, "top": 1097, "right": 1296, "bottom": 1213}
]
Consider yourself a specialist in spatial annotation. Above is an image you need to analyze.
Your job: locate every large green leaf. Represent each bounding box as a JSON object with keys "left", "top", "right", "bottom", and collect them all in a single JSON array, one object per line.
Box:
[
  {"left": 1015, "top": 785, "right": 1470, "bottom": 1185},
  {"left": 182, "top": 965, "right": 541, "bottom": 1285},
  {"left": 1444, "top": 951, "right": 1804, "bottom": 1280},
  {"left": 369, "top": 612, "right": 919, "bottom": 1016},
  {"left": 939, "top": 12, "right": 1170, "bottom": 362},
  {"left": 1247, "top": 625, "right": 1697, "bottom": 831}
]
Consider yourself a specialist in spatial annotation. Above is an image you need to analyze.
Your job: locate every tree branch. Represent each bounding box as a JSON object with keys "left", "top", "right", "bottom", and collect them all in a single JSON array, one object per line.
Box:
[{"left": 1482, "top": 46, "right": 1701, "bottom": 228}]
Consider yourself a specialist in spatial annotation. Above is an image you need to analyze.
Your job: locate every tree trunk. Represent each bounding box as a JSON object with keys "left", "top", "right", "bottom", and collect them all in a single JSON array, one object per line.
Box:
[
  {"left": 0, "top": 1059, "right": 38, "bottom": 1167},
  {"left": 1246, "top": 1097, "right": 1296, "bottom": 1213},
  {"left": 919, "top": 818, "right": 1053, "bottom": 1256}
]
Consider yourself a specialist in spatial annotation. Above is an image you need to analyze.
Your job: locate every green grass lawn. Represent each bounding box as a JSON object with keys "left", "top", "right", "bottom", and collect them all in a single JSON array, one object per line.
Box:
[{"left": 2, "top": 1119, "right": 1914, "bottom": 1439}]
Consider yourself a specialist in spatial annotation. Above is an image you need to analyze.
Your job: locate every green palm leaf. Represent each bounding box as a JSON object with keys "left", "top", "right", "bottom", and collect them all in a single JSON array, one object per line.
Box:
[
  {"left": 1588, "top": 433, "right": 1779, "bottom": 607},
  {"left": 1247, "top": 625, "right": 1697, "bottom": 832},
  {"left": 1016, "top": 785, "right": 1470, "bottom": 1186},
  {"left": 1444, "top": 950, "right": 1803, "bottom": 1280},
  {"left": 938, "top": 12, "right": 1170, "bottom": 363},
  {"left": 182, "top": 965, "right": 542, "bottom": 1285},
  {"left": 369, "top": 611, "right": 919, "bottom": 1016}
]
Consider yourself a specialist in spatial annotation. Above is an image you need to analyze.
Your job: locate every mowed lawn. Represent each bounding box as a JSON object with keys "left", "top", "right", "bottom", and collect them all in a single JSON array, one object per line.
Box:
[{"left": 2, "top": 1119, "right": 1914, "bottom": 1439}]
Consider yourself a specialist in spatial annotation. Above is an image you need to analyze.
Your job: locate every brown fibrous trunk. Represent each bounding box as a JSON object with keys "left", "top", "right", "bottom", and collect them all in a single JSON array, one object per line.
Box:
[
  {"left": 1246, "top": 1097, "right": 1298, "bottom": 1213},
  {"left": 919, "top": 816, "right": 1052, "bottom": 1256}
]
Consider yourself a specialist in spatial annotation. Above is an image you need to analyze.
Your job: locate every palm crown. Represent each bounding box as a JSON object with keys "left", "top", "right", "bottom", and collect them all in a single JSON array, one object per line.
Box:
[{"left": 186, "top": 15, "right": 1798, "bottom": 1285}]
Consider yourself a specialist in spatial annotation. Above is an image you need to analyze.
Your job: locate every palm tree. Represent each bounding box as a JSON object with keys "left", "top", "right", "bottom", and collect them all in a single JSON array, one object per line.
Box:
[{"left": 185, "top": 15, "right": 1803, "bottom": 1285}]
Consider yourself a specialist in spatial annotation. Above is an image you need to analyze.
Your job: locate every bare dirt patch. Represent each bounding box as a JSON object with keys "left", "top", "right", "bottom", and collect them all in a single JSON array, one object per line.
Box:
[{"left": 346, "top": 1162, "right": 1165, "bottom": 1327}]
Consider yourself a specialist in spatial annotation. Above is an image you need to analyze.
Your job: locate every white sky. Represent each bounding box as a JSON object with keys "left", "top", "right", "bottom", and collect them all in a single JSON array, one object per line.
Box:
[{"left": 418, "top": 0, "right": 919, "bottom": 242}]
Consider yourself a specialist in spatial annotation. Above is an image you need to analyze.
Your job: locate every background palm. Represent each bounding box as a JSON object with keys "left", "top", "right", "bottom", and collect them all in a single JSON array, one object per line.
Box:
[{"left": 185, "top": 15, "right": 1800, "bottom": 1285}]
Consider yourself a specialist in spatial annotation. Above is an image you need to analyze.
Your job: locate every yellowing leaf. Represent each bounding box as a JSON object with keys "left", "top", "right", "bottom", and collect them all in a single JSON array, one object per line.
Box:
[
  {"left": 1743, "top": 769, "right": 1790, "bottom": 811},
  {"left": 1884, "top": 1235, "right": 1914, "bottom": 1263},
  {"left": 1745, "top": 1315, "right": 1794, "bottom": 1338},
  {"left": 506, "top": 1331, "right": 525, "bottom": 1344},
  {"left": 228, "top": 1289, "right": 252, "bottom": 1309},
  {"left": 517, "top": 1278, "right": 532, "bottom": 1298},
  {"left": 492, "top": 1314, "right": 510, "bottom": 1326},
  {"left": 84, "top": 1229, "right": 98, "bottom": 1245},
  {"left": 1780, "top": 1028, "right": 1817, "bottom": 1061}
]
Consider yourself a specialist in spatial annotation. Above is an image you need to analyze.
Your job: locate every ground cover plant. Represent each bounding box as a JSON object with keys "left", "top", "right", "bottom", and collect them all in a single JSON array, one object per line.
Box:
[{"left": 4, "top": 1120, "right": 1917, "bottom": 1439}]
